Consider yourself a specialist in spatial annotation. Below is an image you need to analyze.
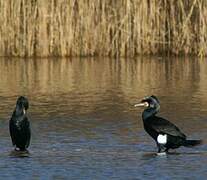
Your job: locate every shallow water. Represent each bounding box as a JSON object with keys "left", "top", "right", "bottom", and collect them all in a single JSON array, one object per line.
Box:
[{"left": 0, "top": 57, "right": 207, "bottom": 179}]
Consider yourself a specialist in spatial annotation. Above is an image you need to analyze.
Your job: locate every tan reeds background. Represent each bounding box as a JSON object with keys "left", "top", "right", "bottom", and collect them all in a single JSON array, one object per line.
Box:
[{"left": 0, "top": 0, "right": 206, "bottom": 57}]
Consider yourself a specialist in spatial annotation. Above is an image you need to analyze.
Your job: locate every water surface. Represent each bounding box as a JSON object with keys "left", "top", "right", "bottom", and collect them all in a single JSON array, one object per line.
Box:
[{"left": 0, "top": 57, "right": 207, "bottom": 179}]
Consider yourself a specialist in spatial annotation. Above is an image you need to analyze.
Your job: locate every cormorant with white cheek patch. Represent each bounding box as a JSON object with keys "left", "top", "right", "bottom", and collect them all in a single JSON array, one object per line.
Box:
[
  {"left": 9, "top": 96, "right": 31, "bottom": 151},
  {"left": 135, "top": 95, "right": 202, "bottom": 153}
]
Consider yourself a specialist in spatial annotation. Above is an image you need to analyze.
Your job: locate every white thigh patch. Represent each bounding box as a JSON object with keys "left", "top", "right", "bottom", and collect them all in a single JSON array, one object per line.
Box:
[{"left": 157, "top": 134, "right": 167, "bottom": 144}]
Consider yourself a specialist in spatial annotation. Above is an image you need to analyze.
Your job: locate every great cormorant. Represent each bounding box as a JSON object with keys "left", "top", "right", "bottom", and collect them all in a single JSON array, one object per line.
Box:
[
  {"left": 9, "top": 96, "right": 31, "bottom": 151},
  {"left": 135, "top": 95, "right": 202, "bottom": 153}
]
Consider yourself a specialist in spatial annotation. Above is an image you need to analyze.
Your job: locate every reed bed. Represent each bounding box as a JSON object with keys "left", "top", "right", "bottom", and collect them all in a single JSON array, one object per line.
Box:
[{"left": 0, "top": 0, "right": 206, "bottom": 57}]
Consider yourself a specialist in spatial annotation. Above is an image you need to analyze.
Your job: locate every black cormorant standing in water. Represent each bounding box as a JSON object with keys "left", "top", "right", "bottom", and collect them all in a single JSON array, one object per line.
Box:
[
  {"left": 135, "top": 95, "right": 202, "bottom": 153},
  {"left": 9, "top": 96, "right": 31, "bottom": 151}
]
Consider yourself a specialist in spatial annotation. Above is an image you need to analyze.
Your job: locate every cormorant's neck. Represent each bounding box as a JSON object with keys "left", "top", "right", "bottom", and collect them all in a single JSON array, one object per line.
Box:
[
  {"left": 142, "top": 108, "right": 158, "bottom": 120},
  {"left": 15, "top": 105, "right": 24, "bottom": 116}
]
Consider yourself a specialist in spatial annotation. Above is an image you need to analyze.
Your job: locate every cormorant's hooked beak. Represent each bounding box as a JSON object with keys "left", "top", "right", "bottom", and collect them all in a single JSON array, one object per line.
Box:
[{"left": 134, "top": 102, "right": 149, "bottom": 107}]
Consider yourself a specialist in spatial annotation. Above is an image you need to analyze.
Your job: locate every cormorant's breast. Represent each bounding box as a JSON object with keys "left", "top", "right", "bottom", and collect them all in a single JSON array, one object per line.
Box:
[
  {"left": 10, "top": 108, "right": 31, "bottom": 150},
  {"left": 143, "top": 116, "right": 159, "bottom": 140}
]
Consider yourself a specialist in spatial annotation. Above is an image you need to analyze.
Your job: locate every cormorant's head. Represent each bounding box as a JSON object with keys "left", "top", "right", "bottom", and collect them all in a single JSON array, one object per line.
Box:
[
  {"left": 16, "top": 96, "right": 29, "bottom": 114},
  {"left": 134, "top": 95, "right": 160, "bottom": 111}
]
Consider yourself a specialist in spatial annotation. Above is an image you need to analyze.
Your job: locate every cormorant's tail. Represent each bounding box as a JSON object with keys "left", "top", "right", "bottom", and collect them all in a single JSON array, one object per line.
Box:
[{"left": 183, "top": 140, "right": 202, "bottom": 147}]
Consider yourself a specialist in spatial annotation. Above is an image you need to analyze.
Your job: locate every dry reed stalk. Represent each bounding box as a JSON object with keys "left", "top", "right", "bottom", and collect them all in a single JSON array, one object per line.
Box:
[{"left": 0, "top": 0, "right": 206, "bottom": 57}]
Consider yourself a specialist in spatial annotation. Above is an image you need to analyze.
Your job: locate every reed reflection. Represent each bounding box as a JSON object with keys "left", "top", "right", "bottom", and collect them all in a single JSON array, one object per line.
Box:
[{"left": 0, "top": 57, "right": 206, "bottom": 122}]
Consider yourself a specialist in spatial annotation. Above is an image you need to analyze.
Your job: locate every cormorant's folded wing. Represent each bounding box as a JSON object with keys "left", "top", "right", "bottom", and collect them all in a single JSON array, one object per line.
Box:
[
  {"left": 149, "top": 116, "right": 186, "bottom": 138},
  {"left": 22, "top": 117, "right": 31, "bottom": 148},
  {"left": 9, "top": 118, "right": 16, "bottom": 146}
]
